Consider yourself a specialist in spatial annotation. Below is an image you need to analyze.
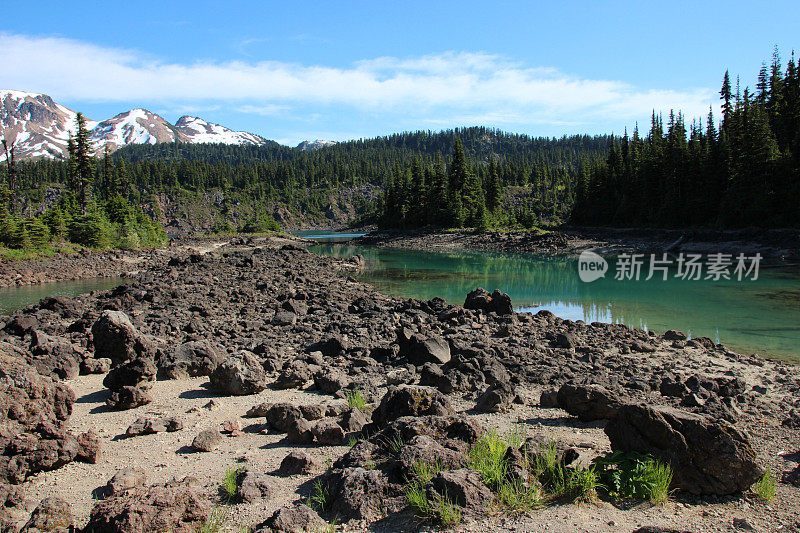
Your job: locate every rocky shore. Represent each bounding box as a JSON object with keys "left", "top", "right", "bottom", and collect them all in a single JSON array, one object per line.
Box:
[
  {"left": 354, "top": 227, "right": 800, "bottom": 261},
  {"left": 0, "top": 236, "right": 797, "bottom": 532}
]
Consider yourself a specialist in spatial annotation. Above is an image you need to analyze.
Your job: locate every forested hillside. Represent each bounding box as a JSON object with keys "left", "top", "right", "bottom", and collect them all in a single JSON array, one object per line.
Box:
[
  {"left": 572, "top": 49, "right": 800, "bottom": 228},
  {"left": 2, "top": 127, "right": 611, "bottom": 235}
]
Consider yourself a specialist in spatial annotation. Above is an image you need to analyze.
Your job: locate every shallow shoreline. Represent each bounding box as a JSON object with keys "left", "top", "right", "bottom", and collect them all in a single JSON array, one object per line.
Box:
[
  {"left": 352, "top": 226, "right": 800, "bottom": 261},
  {"left": 0, "top": 236, "right": 797, "bottom": 531}
]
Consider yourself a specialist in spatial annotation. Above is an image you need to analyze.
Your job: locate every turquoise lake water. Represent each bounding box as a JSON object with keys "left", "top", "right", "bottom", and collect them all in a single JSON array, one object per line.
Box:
[
  {"left": 309, "top": 242, "right": 800, "bottom": 363},
  {"left": 0, "top": 277, "right": 125, "bottom": 315}
]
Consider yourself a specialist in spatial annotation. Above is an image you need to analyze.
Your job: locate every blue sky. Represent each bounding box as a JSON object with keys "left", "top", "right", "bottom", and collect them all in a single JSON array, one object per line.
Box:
[{"left": 2, "top": 1, "right": 798, "bottom": 145}]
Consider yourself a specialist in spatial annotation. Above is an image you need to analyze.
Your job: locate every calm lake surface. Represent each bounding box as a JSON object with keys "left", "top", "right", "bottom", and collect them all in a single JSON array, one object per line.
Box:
[
  {"left": 309, "top": 241, "right": 800, "bottom": 363},
  {"left": 0, "top": 277, "right": 125, "bottom": 315}
]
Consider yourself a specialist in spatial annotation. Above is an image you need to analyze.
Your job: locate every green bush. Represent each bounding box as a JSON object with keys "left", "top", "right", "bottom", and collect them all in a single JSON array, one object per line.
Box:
[
  {"left": 22, "top": 218, "right": 51, "bottom": 249},
  {"left": 592, "top": 451, "right": 673, "bottom": 503},
  {"left": 68, "top": 212, "right": 112, "bottom": 248},
  {"left": 239, "top": 212, "right": 280, "bottom": 233}
]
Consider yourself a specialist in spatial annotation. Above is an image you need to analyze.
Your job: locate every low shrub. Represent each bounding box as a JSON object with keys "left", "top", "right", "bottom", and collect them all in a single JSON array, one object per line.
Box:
[{"left": 592, "top": 451, "right": 673, "bottom": 503}]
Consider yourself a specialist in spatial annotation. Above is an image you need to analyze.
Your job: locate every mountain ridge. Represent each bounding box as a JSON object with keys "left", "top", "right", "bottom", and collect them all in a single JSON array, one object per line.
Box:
[{"left": 0, "top": 90, "right": 334, "bottom": 160}]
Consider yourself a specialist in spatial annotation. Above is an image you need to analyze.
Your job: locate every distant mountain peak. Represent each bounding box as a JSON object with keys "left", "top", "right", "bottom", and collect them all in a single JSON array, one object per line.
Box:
[
  {"left": 0, "top": 91, "right": 270, "bottom": 160},
  {"left": 296, "top": 139, "right": 337, "bottom": 151}
]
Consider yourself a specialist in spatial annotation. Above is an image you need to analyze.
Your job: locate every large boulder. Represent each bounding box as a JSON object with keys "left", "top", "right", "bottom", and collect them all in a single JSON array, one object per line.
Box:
[
  {"left": 28, "top": 330, "right": 83, "bottom": 380},
  {"left": 369, "top": 386, "right": 455, "bottom": 429},
  {"left": 463, "top": 288, "right": 513, "bottom": 315},
  {"left": 396, "top": 328, "right": 451, "bottom": 365},
  {"left": 427, "top": 468, "right": 493, "bottom": 512},
  {"left": 557, "top": 383, "right": 621, "bottom": 421},
  {"left": 0, "top": 352, "right": 79, "bottom": 484},
  {"left": 605, "top": 404, "right": 764, "bottom": 495},
  {"left": 20, "top": 497, "right": 74, "bottom": 533},
  {"left": 103, "top": 358, "right": 156, "bottom": 391},
  {"left": 209, "top": 352, "right": 266, "bottom": 396},
  {"left": 106, "top": 386, "right": 152, "bottom": 411},
  {"left": 91, "top": 311, "right": 143, "bottom": 363},
  {"left": 84, "top": 477, "right": 211, "bottom": 533},
  {"left": 255, "top": 504, "right": 325, "bottom": 533},
  {"left": 159, "top": 341, "right": 223, "bottom": 379},
  {"left": 327, "top": 467, "right": 392, "bottom": 522}
]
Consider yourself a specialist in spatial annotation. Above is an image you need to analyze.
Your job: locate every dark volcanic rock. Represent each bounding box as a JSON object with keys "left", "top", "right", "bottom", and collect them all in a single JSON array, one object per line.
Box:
[
  {"left": 475, "top": 380, "right": 515, "bottom": 413},
  {"left": 266, "top": 403, "right": 304, "bottom": 433},
  {"left": 397, "top": 328, "right": 451, "bottom": 365},
  {"left": 463, "top": 287, "right": 513, "bottom": 315},
  {"left": 28, "top": 330, "right": 83, "bottom": 380},
  {"left": 255, "top": 504, "right": 325, "bottom": 533},
  {"left": 237, "top": 471, "right": 278, "bottom": 503},
  {"left": 191, "top": 429, "right": 223, "bottom": 452},
  {"left": 20, "top": 497, "right": 74, "bottom": 533},
  {"left": 327, "top": 467, "right": 392, "bottom": 521},
  {"left": 0, "top": 352, "right": 78, "bottom": 484},
  {"left": 397, "top": 435, "right": 468, "bottom": 476},
  {"left": 605, "top": 404, "right": 763, "bottom": 495},
  {"left": 106, "top": 386, "right": 152, "bottom": 411},
  {"left": 85, "top": 477, "right": 210, "bottom": 533},
  {"left": 103, "top": 358, "right": 157, "bottom": 391},
  {"left": 91, "top": 311, "right": 142, "bottom": 363},
  {"left": 311, "top": 419, "right": 345, "bottom": 445},
  {"left": 277, "top": 451, "right": 318, "bottom": 476},
  {"left": 369, "top": 385, "right": 455, "bottom": 429},
  {"left": 104, "top": 468, "right": 147, "bottom": 496},
  {"left": 557, "top": 383, "right": 622, "bottom": 421},
  {"left": 159, "top": 341, "right": 223, "bottom": 379},
  {"left": 209, "top": 351, "right": 266, "bottom": 396},
  {"left": 428, "top": 468, "right": 493, "bottom": 512}
]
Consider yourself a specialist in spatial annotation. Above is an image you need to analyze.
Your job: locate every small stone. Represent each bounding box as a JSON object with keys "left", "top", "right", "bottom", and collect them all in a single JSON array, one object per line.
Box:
[
  {"left": 277, "top": 451, "right": 318, "bottom": 476},
  {"left": 191, "top": 429, "right": 223, "bottom": 452}
]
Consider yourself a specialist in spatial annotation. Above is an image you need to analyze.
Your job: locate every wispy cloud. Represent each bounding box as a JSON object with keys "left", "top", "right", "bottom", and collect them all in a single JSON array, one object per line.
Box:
[
  {"left": 1, "top": 32, "right": 717, "bottom": 132},
  {"left": 236, "top": 104, "right": 291, "bottom": 116}
]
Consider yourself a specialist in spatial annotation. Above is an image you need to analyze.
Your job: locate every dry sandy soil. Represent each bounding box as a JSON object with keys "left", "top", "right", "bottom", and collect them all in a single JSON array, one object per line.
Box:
[{"left": 13, "top": 372, "right": 798, "bottom": 532}]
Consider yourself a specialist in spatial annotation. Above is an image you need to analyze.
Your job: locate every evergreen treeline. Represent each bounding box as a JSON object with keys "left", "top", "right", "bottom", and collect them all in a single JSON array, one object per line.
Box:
[
  {"left": 0, "top": 114, "right": 164, "bottom": 256},
  {"left": 573, "top": 48, "right": 800, "bottom": 228},
  {"left": 2, "top": 127, "right": 611, "bottom": 229}
]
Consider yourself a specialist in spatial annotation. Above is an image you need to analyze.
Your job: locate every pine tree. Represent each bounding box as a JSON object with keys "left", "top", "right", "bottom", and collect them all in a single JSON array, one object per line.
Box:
[
  {"left": 721, "top": 70, "right": 733, "bottom": 128},
  {"left": 70, "top": 113, "right": 95, "bottom": 212}
]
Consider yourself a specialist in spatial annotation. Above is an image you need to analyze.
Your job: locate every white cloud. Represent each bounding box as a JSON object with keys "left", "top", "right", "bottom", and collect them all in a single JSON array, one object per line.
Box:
[{"left": 1, "top": 33, "right": 717, "bottom": 128}]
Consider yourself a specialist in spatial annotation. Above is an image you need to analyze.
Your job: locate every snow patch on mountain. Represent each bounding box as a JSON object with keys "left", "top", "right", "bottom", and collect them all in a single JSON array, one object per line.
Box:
[
  {"left": 296, "top": 139, "right": 338, "bottom": 151},
  {"left": 1, "top": 90, "right": 271, "bottom": 161},
  {"left": 175, "top": 116, "right": 267, "bottom": 145}
]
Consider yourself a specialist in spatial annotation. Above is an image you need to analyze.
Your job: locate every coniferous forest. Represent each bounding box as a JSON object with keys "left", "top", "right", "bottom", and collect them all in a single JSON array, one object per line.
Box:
[
  {"left": 0, "top": 49, "right": 798, "bottom": 255},
  {"left": 572, "top": 49, "right": 800, "bottom": 228}
]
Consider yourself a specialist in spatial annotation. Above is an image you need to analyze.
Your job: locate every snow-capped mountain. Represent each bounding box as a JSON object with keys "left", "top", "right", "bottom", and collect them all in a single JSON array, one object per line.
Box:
[
  {"left": 90, "top": 109, "right": 181, "bottom": 150},
  {"left": 175, "top": 116, "right": 267, "bottom": 145},
  {"left": 296, "top": 139, "right": 338, "bottom": 151},
  {"left": 0, "top": 90, "right": 97, "bottom": 160},
  {"left": 0, "top": 90, "right": 269, "bottom": 160}
]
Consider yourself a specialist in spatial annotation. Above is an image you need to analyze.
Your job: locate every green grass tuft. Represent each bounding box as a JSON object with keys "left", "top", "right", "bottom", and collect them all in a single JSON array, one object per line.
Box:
[
  {"left": 403, "top": 459, "right": 461, "bottom": 527},
  {"left": 196, "top": 506, "right": 229, "bottom": 533},
  {"left": 345, "top": 388, "right": 368, "bottom": 410},
  {"left": 752, "top": 467, "right": 777, "bottom": 502},
  {"left": 221, "top": 467, "right": 243, "bottom": 503},
  {"left": 306, "top": 479, "right": 332, "bottom": 512},
  {"left": 468, "top": 429, "right": 511, "bottom": 491}
]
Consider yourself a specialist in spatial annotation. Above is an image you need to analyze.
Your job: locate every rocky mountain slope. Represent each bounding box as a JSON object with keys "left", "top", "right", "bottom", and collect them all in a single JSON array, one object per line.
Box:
[{"left": 0, "top": 90, "right": 268, "bottom": 160}]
